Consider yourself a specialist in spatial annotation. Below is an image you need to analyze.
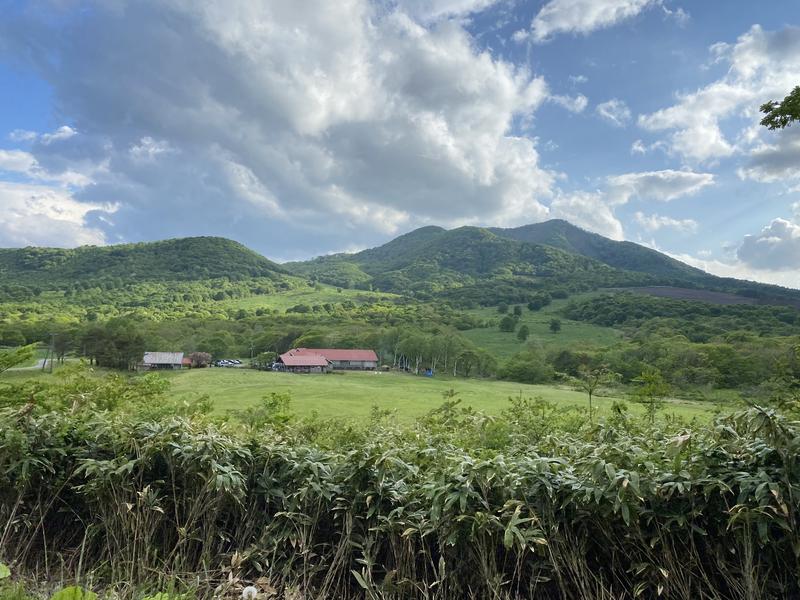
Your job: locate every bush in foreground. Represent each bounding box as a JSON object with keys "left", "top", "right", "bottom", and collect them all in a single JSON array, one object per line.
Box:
[{"left": 0, "top": 368, "right": 798, "bottom": 599}]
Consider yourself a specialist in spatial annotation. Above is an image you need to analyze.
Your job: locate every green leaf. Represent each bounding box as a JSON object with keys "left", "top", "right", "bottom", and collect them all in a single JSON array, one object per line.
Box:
[
  {"left": 50, "top": 586, "right": 98, "bottom": 600},
  {"left": 351, "top": 570, "right": 369, "bottom": 590},
  {"left": 0, "top": 563, "right": 10, "bottom": 580}
]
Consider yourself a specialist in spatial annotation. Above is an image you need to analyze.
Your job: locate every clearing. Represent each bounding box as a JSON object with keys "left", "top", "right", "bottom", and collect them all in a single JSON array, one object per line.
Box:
[{"left": 163, "top": 368, "right": 717, "bottom": 422}]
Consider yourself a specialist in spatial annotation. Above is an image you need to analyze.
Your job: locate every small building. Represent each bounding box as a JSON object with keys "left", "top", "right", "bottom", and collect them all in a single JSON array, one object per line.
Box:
[
  {"left": 278, "top": 350, "right": 330, "bottom": 373},
  {"left": 285, "top": 348, "right": 379, "bottom": 370},
  {"left": 141, "top": 352, "right": 184, "bottom": 370}
]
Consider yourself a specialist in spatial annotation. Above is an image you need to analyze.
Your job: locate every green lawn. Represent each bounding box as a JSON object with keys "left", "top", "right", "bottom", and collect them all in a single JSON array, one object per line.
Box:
[
  {"left": 461, "top": 295, "right": 621, "bottom": 360},
  {"left": 163, "top": 368, "right": 717, "bottom": 422}
]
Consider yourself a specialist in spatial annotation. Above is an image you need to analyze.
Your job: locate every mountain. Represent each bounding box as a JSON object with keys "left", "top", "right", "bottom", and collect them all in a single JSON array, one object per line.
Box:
[
  {"left": 0, "top": 237, "right": 286, "bottom": 289},
  {"left": 488, "top": 220, "right": 706, "bottom": 282},
  {"left": 289, "top": 221, "right": 800, "bottom": 307},
  {"left": 288, "top": 226, "right": 657, "bottom": 303}
]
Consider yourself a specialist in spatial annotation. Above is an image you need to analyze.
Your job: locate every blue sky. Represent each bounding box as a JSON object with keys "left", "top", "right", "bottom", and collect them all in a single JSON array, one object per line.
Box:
[{"left": 0, "top": 0, "right": 799, "bottom": 287}]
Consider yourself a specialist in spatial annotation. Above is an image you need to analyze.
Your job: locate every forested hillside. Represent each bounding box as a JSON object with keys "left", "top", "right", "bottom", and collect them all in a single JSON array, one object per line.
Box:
[
  {"left": 0, "top": 236, "right": 286, "bottom": 289},
  {"left": 288, "top": 221, "right": 800, "bottom": 308}
]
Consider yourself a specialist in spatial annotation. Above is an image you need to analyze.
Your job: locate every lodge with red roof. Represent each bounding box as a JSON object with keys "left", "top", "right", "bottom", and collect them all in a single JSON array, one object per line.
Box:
[{"left": 277, "top": 348, "right": 379, "bottom": 373}]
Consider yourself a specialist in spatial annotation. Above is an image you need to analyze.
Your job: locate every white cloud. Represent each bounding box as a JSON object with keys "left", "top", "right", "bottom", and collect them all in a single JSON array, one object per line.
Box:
[
  {"left": 7, "top": 125, "right": 77, "bottom": 145},
  {"left": 393, "top": 0, "right": 500, "bottom": 22},
  {"left": 737, "top": 217, "right": 800, "bottom": 271},
  {"left": 550, "top": 168, "right": 712, "bottom": 242},
  {"left": 0, "top": 0, "right": 557, "bottom": 253},
  {"left": 0, "top": 148, "right": 93, "bottom": 188},
  {"left": 550, "top": 93, "right": 589, "bottom": 113},
  {"left": 0, "top": 181, "right": 115, "bottom": 247},
  {"left": 551, "top": 191, "right": 624, "bottom": 240},
  {"left": 738, "top": 126, "right": 800, "bottom": 183},
  {"left": 631, "top": 139, "right": 647, "bottom": 154},
  {"left": 666, "top": 250, "right": 800, "bottom": 288},
  {"left": 530, "top": 0, "right": 658, "bottom": 43},
  {"left": 8, "top": 129, "right": 37, "bottom": 142},
  {"left": 606, "top": 169, "right": 714, "bottom": 204},
  {"left": 129, "top": 137, "right": 175, "bottom": 162},
  {"left": 569, "top": 74, "right": 588, "bottom": 85},
  {"left": 596, "top": 98, "right": 631, "bottom": 126},
  {"left": 638, "top": 25, "right": 800, "bottom": 163},
  {"left": 40, "top": 125, "right": 77, "bottom": 145},
  {"left": 634, "top": 211, "right": 697, "bottom": 232},
  {"left": 662, "top": 5, "right": 689, "bottom": 26}
]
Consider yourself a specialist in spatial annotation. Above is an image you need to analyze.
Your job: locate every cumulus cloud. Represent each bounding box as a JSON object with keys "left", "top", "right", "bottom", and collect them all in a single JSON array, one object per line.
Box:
[
  {"left": 596, "top": 99, "right": 631, "bottom": 126},
  {"left": 0, "top": 148, "right": 94, "bottom": 188},
  {"left": 665, "top": 250, "right": 800, "bottom": 288},
  {"left": 638, "top": 25, "right": 800, "bottom": 163},
  {"left": 737, "top": 217, "right": 800, "bottom": 271},
  {"left": 530, "top": 0, "right": 658, "bottom": 43},
  {"left": 634, "top": 211, "right": 697, "bottom": 232},
  {"left": 0, "top": 181, "right": 115, "bottom": 247},
  {"left": 550, "top": 168, "right": 712, "bottom": 241},
  {"left": 551, "top": 191, "right": 625, "bottom": 240},
  {"left": 0, "top": 0, "right": 556, "bottom": 255},
  {"left": 738, "top": 125, "right": 800, "bottom": 183},
  {"left": 606, "top": 169, "right": 714, "bottom": 204}
]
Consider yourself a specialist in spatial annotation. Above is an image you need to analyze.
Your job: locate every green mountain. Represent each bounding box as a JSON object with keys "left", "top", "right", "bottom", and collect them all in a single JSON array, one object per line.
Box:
[
  {"left": 0, "top": 237, "right": 286, "bottom": 289},
  {"left": 289, "top": 226, "right": 657, "bottom": 303},
  {"left": 488, "top": 220, "right": 705, "bottom": 281},
  {"left": 289, "top": 221, "right": 800, "bottom": 307}
]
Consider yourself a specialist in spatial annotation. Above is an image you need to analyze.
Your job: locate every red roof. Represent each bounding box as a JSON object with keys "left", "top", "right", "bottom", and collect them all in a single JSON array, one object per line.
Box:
[
  {"left": 292, "top": 348, "right": 378, "bottom": 362},
  {"left": 279, "top": 351, "right": 329, "bottom": 367}
]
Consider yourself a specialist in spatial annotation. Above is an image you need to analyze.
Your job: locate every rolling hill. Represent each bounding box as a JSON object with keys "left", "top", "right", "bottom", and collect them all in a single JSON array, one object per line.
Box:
[{"left": 0, "top": 237, "right": 286, "bottom": 289}]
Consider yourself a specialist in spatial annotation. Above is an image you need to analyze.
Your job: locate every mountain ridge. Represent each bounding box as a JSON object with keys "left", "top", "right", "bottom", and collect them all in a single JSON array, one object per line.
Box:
[{"left": 1, "top": 222, "right": 798, "bottom": 308}]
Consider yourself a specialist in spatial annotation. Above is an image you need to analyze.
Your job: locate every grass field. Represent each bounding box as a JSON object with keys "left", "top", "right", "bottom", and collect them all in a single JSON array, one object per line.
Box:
[
  {"left": 461, "top": 296, "right": 621, "bottom": 360},
  {"left": 161, "top": 367, "right": 719, "bottom": 422},
  {"left": 223, "top": 283, "right": 398, "bottom": 312}
]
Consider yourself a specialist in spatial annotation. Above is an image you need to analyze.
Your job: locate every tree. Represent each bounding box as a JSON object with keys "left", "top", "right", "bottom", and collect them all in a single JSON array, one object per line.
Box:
[
  {"left": 527, "top": 292, "right": 552, "bottom": 311},
  {"left": 574, "top": 365, "right": 618, "bottom": 425},
  {"left": 760, "top": 86, "right": 800, "bottom": 130},
  {"left": 517, "top": 324, "right": 530, "bottom": 342},
  {"left": 513, "top": 305, "right": 522, "bottom": 317},
  {"left": 499, "top": 315, "right": 517, "bottom": 333},
  {"left": 497, "top": 303, "right": 509, "bottom": 314},
  {"left": 253, "top": 351, "right": 277, "bottom": 370},
  {"left": 549, "top": 318, "right": 562, "bottom": 334},
  {"left": 632, "top": 366, "right": 670, "bottom": 424},
  {"left": 189, "top": 351, "right": 212, "bottom": 368}
]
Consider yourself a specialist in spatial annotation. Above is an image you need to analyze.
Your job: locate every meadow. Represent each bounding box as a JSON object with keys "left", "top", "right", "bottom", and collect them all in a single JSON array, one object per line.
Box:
[
  {"left": 461, "top": 296, "right": 621, "bottom": 360},
  {"left": 163, "top": 367, "right": 715, "bottom": 421},
  {"left": 221, "top": 283, "right": 399, "bottom": 312}
]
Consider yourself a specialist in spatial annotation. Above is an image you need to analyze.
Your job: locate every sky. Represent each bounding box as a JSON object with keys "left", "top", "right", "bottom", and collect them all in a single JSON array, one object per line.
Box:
[{"left": 0, "top": 1, "right": 799, "bottom": 287}]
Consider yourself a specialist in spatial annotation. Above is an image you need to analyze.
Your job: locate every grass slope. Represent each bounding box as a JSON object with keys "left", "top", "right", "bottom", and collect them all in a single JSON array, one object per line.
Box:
[
  {"left": 461, "top": 296, "right": 621, "bottom": 360},
  {"left": 163, "top": 368, "right": 716, "bottom": 421}
]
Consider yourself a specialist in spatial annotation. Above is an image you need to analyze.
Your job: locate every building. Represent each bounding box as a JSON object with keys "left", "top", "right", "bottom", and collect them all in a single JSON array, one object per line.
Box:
[
  {"left": 141, "top": 352, "right": 184, "bottom": 370},
  {"left": 278, "top": 350, "right": 330, "bottom": 373},
  {"left": 284, "top": 348, "right": 379, "bottom": 371}
]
